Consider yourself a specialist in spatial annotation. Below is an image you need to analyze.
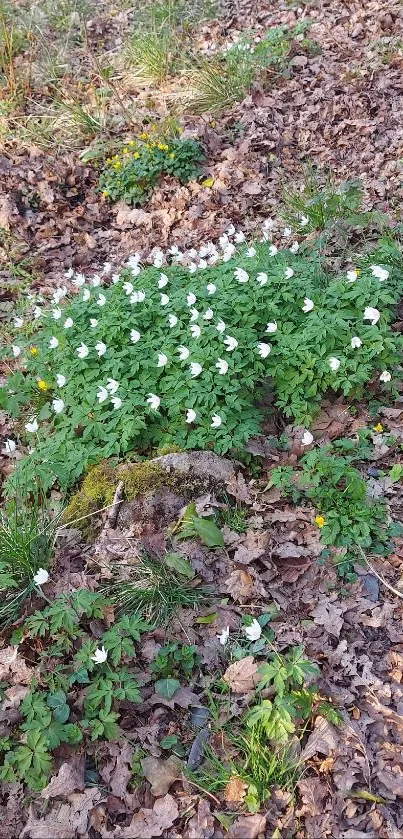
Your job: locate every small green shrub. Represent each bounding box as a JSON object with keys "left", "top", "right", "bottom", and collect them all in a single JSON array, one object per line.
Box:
[
  {"left": 2, "top": 233, "right": 403, "bottom": 492},
  {"left": 150, "top": 642, "right": 201, "bottom": 678},
  {"left": 99, "top": 135, "right": 204, "bottom": 205}
]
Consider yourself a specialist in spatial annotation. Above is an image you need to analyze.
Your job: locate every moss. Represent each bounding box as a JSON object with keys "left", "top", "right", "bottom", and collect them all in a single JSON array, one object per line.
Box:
[
  {"left": 155, "top": 443, "right": 182, "bottom": 456},
  {"left": 63, "top": 462, "right": 117, "bottom": 528},
  {"left": 117, "top": 461, "right": 166, "bottom": 501}
]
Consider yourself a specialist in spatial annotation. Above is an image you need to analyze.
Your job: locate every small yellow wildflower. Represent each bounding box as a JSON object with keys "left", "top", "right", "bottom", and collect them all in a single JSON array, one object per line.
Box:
[
  {"left": 129, "top": 140, "right": 136, "bottom": 146},
  {"left": 373, "top": 422, "right": 383, "bottom": 433},
  {"left": 151, "top": 141, "right": 157, "bottom": 148},
  {"left": 140, "top": 132, "right": 148, "bottom": 140},
  {"left": 106, "top": 157, "right": 112, "bottom": 164},
  {"left": 38, "top": 379, "right": 48, "bottom": 391},
  {"left": 315, "top": 515, "right": 326, "bottom": 529},
  {"left": 169, "top": 152, "right": 175, "bottom": 159},
  {"left": 102, "top": 190, "right": 109, "bottom": 198},
  {"left": 30, "top": 346, "right": 39, "bottom": 355},
  {"left": 133, "top": 151, "right": 140, "bottom": 159},
  {"left": 123, "top": 147, "right": 128, "bottom": 154},
  {"left": 210, "top": 119, "right": 216, "bottom": 127},
  {"left": 157, "top": 143, "right": 165, "bottom": 151},
  {"left": 113, "top": 160, "right": 122, "bottom": 170}
]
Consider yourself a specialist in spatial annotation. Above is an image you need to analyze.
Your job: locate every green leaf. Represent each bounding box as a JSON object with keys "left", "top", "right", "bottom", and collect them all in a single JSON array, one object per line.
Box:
[
  {"left": 192, "top": 517, "right": 225, "bottom": 548},
  {"left": 155, "top": 678, "right": 181, "bottom": 700},
  {"left": 47, "top": 690, "right": 70, "bottom": 723},
  {"left": 163, "top": 552, "right": 195, "bottom": 578}
]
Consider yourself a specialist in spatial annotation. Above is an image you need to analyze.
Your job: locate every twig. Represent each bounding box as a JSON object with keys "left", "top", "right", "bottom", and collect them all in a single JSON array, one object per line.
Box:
[
  {"left": 184, "top": 776, "right": 221, "bottom": 806},
  {"left": 356, "top": 546, "right": 403, "bottom": 601},
  {"left": 107, "top": 480, "right": 124, "bottom": 528}
]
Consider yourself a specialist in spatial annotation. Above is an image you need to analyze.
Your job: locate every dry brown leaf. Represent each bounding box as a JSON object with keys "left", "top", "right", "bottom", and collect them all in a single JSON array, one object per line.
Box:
[
  {"left": 0, "top": 647, "right": 35, "bottom": 685},
  {"left": 296, "top": 777, "right": 328, "bottom": 817},
  {"left": 301, "top": 716, "right": 339, "bottom": 761},
  {"left": 229, "top": 813, "right": 266, "bottom": 838},
  {"left": 141, "top": 755, "right": 182, "bottom": 797},
  {"left": 223, "top": 656, "right": 259, "bottom": 693},
  {"left": 225, "top": 569, "right": 254, "bottom": 602},
  {"left": 233, "top": 530, "right": 270, "bottom": 565},
  {"left": 226, "top": 471, "right": 252, "bottom": 504},
  {"left": 118, "top": 793, "right": 179, "bottom": 839},
  {"left": 185, "top": 799, "right": 214, "bottom": 839},
  {"left": 20, "top": 789, "right": 102, "bottom": 838},
  {"left": 224, "top": 775, "right": 248, "bottom": 804},
  {"left": 310, "top": 600, "right": 346, "bottom": 638},
  {"left": 41, "top": 759, "right": 85, "bottom": 799}
]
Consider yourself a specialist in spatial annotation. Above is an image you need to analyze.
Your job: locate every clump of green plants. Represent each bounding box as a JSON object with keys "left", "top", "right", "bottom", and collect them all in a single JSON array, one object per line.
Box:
[
  {"left": 0, "top": 486, "right": 61, "bottom": 629},
  {"left": 2, "top": 230, "right": 402, "bottom": 492},
  {"left": 99, "top": 134, "right": 204, "bottom": 205},
  {"left": 185, "top": 23, "right": 310, "bottom": 114},
  {"left": 102, "top": 552, "right": 213, "bottom": 625},
  {"left": 151, "top": 641, "right": 201, "bottom": 679},
  {"left": 0, "top": 590, "right": 147, "bottom": 790},
  {"left": 269, "top": 446, "right": 401, "bottom": 576}
]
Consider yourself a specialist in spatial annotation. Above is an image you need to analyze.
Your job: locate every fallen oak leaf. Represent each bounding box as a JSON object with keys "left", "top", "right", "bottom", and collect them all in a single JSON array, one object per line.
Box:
[
  {"left": 228, "top": 813, "right": 267, "bottom": 838},
  {"left": 185, "top": 798, "right": 214, "bottom": 839},
  {"left": 225, "top": 569, "right": 254, "bottom": 602},
  {"left": 223, "top": 656, "right": 259, "bottom": 693},
  {"left": 41, "top": 759, "right": 85, "bottom": 799},
  {"left": 141, "top": 755, "right": 182, "bottom": 797},
  {"left": 224, "top": 775, "right": 248, "bottom": 804},
  {"left": 117, "top": 793, "right": 179, "bottom": 839}
]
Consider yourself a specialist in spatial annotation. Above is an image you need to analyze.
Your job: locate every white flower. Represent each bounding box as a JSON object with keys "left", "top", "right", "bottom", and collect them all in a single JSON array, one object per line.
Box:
[
  {"left": 301, "top": 430, "right": 314, "bottom": 446},
  {"left": 56, "top": 374, "right": 66, "bottom": 387},
  {"left": 188, "top": 248, "right": 198, "bottom": 259},
  {"left": 12, "top": 345, "right": 21, "bottom": 357},
  {"left": 207, "top": 283, "right": 216, "bottom": 295},
  {"left": 147, "top": 393, "right": 160, "bottom": 410},
  {"left": 347, "top": 270, "right": 358, "bottom": 283},
  {"left": 130, "top": 265, "right": 141, "bottom": 277},
  {"left": 234, "top": 267, "right": 249, "bottom": 283},
  {"left": 216, "top": 319, "right": 226, "bottom": 333},
  {"left": 263, "top": 218, "right": 275, "bottom": 231},
  {"left": 219, "top": 234, "right": 229, "bottom": 248},
  {"left": 243, "top": 619, "right": 262, "bottom": 642},
  {"left": 234, "top": 231, "right": 245, "bottom": 243},
  {"left": 246, "top": 247, "right": 256, "bottom": 258},
  {"left": 123, "top": 281, "right": 134, "bottom": 295},
  {"left": 97, "top": 293, "right": 106, "bottom": 306},
  {"left": 285, "top": 267, "right": 294, "bottom": 279},
  {"left": 178, "top": 346, "right": 190, "bottom": 360},
  {"left": 218, "top": 626, "right": 230, "bottom": 646},
  {"left": 96, "top": 341, "right": 107, "bottom": 357},
  {"left": 227, "top": 224, "right": 235, "bottom": 236},
  {"left": 25, "top": 418, "right": 38, "bottom": 433},
  {"left": 65, "top": 267, "right": 74, "bottom": 279},
  {"left": 64, "top": 317, "right": 74, "bottom": 329},
  {"left": 290, "top": 241, "right": 299, "bottom": 254},
  {"left": 169, "top": 245, "right": 180, "bottom": 256},
  {"left": 258, "top": 342, "right": 271, "bottom": 358},
  {"left": 189, "top": 308, "right": 199, "bottom": 323},
  {"left": 158, "top": 273, "right": 169, "bottom": 289},
  {"left": 111, "top": 396, "right": 122, "bottom": 409},
  {"left": 153, "top": 250, "right": 164, "bottom": 267},
  {"left": 198, "top": 259, "right": 208, "bottom": 270},
  {"left": 299, "top": 214, "right": 309, "bottom": 226},
  {"left": 371, "top": 264, "right": 389, "bottom": 282},
  {"left": 2, "top": 439, "right": 16, "bottom": 454},
  {"left": 216, "top": 358, "right": 228, "bottom": 375},
  {"left": 72, "top": 273, "right": 85, "bottom": 287},
  {"left": 269, "top": 245, "right": 278, "bottom": 257},
  {"left": 329, "top": 357, "right": 341, "bottom": 371},
  {"left": 112, "top": 274, "right": 120, "bottom": 284},
  {"left": 189, "top": 262, "right": 197, "bottom": 274},
  {"left": 52, "top": 398, "right": 64, "bottom": 414},
  {"left": 351, "top": 336, "right": 362, "bottom": 349},
  {"left": 14, "top": 316, "right": 24, "bottom": 328},
  {"left": 157, "top": 353, "right": 168, "bottom": 367},
  {"left": 77, "top": 342, "right": 89, "bottom": 359},
  {"left": 211, "top": 413, "right": 222, "bottom": 428},
  {"left": 190, "top": 324, "right": 201, "bottom": 339},
  {"left": 33, "top": 306, "right": 42, "bottom": 320},
  {"left": 380, "top": 370, "right": 391, "bottom": 383},
  {"left": 203, "top": 308, "right": 214, "bottom": 320},
  {"left": 190, "top": 362, "right": 203, "bottom": 378},
  {"left": 223, "top": 335, "right": 238, "bottom": 352},
  {"left": 53, "top": 286, "right": 67, "bottom": 303},
  {"left": 187, "top": 292, "right": 197, "bottom": 306},
  {"left": 127, "top": 254, "right": 140, "bottom": 269},
  {"left": 91, "top": 275, "right": 101, "bottom": 287},
  {"left": 82, "top": 288, "right": 91, "bottom": 302},
  {"left": 131, "top": 290, "right": 146, "bottom": 303},
  {"left": 102, "top": 262, "right": 112, "bottom": 274},
  {"left": 364, "top": 306, "right": 380, "bottom": 326},
  {"left": 302, "top": 297, "right": 314, "bottom": 313},
  {"left": 283, "top": 227, "right": 292, "bottom": 237},
  {"left": 97, "top": 386, "right": 108, "bottom": 403},
  {"left": 90, "top": 318, "right": 98, "bottom": 328},
  {"left": 49, "top": 337, "right": 59, "bottom": 349},
  {"left": 130, "top": 329, "right": 141, "bottom": 343},
  {"left": 106, "top": 379, "right": 119, "bottom": 394},
  {"left": 91, "top": 646, "right": 108, "bottom": 664},
  {"left": 256, "top": 272, "right": 268, "bottom": 286},
  {"left": 208, "top": 251, "right": 219, "bottom": 265},
  {"left": 264, "top": 322, "right": 277, "bottom": 336},
  {"left": 33, "top": 568, "right": 49, "bottom": 586},
  {"left": 186, "top": 408, "right": 197, "bottom": 423},
  {"left": 168, "top": 315, "right": 178, "bottom": 328},
  {"left": 160, "top": 293, "right": 170, "bottom": 306},
  {"left": 222, "top": 244, "right": 236, "bottom": 261}
]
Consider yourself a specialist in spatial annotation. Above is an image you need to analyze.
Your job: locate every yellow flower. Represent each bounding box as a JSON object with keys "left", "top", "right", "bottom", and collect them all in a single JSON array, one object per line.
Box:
[
  {"left": 102, "top": 190, "right": 109, "bottom": 197},
  {"left": 106, "top": 157, "right": 112, "bottom": 164},
  {"left": 373, "top": 422, "right": 383, "bottom": 433},
  {"left": 113, "top": 160, "right": 122, "bottom": 170},
  {"left": 38, "top": 379, "right": 48, "bottom": 391},
  {"left": 129, "top": 140, "right": 136, "bottom": 146},
  {"left": 140, "top": 132, "right": 148, "bottom": 140},
  {"left": 30, "top": 346, "right": 39, "bottom": 355},
  {"left": 133, "top": 151, "right": 140, "bottom": 159},
  {"left": 210, "top": 119, "right": 216, "bottom": 127},
  {"left": 123, "top": 147, "right": 128, "bottom": 154},
  {"left": 315, "top": 515, "right": 326, "bottom": 529},
  {"left": 157, "top": 143, "right": 165, "bottom": 151},
  {"left": 169, "top": 152, "right": 175, "bottom": 159}
]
